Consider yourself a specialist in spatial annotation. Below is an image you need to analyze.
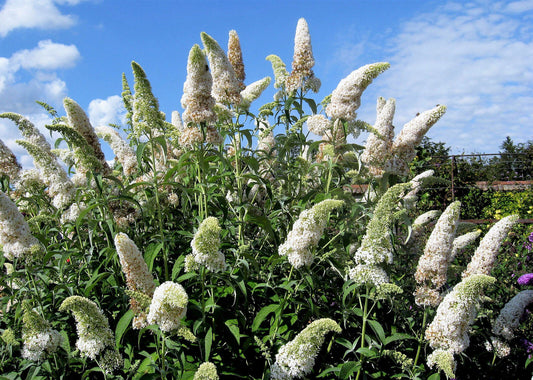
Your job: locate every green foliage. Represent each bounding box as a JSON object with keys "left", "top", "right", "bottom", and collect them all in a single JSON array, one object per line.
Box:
[{"left": 0, "top": 22, "right": 531, "bottom": 380}]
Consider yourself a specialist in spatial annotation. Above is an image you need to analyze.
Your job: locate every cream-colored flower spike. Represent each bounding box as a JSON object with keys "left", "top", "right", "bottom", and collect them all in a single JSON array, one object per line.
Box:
[
  {"left": 227, "top": 30, "right": 245, "bottom": 89},
  {"left": 63, "top": 97, "right": 111, "bottom": 175},
  {"left": 492, "top": 290, "right": 533, "bottom": 341},
  {"left": 462, "top": 214, "right": 518, "bottom": 279},
  {"left": 390, "top": 104, "right": 446, "bottom": 174},
  {"left": 326, "top": 62, "right": 390, "bottom": 122},
  {"left": 0, "top": 139, "right": 21, "bottom": 180},
  {"left": 239, "top": 76, "right": 271, "bottom": 109},
  {"left": 96, "top": 126, "right": 138, "bottom": 176},
  {"left": 181, "top": 44, "right": 217, "bottom": 124},
  {"left": 0, "top": 190, "right": 43, "bottom": 261},
  {"left": 201, "top": 32, "right": 242, "bottom": 106},
  {"left": 361, "top": 97, "right": 396, "bottom": 177},
  {"left": 286, "top": 18, "right": 317, "bottom": 94},
  {"left": 266, "top": 54, "right": 289, "bottom": 89}
]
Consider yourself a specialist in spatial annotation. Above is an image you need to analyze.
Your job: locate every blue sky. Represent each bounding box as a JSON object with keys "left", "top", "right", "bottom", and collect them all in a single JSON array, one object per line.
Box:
[{"left": 1, "top": 0, "right": 532, "bottom": 167}]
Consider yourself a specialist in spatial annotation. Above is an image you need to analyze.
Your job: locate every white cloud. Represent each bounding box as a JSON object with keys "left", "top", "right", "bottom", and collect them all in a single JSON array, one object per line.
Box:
[
  {"left": 0, "top": 0, "right": 78, "bottom": 37},
  {"left": 88, "top": 95, "right": 126, "bottom": 127},
  {"left": 11, "top": 40, "right": 80, "bottom": 70},
  {"left": 366, "top": 0, "right": 533, "bottom": 153}
]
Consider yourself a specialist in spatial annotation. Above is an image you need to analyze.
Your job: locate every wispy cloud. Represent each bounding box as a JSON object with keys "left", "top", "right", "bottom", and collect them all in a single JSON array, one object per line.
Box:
[
  {"left": 372, "top": 0, "right": 533, "bottom": 153},
  {"left": 88, "top": 95, "right": 126, "bottom": 127}
]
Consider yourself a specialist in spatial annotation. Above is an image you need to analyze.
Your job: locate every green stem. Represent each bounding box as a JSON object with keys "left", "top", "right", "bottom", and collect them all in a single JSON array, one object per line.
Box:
[
  {"left": 269, "top": 266, "right": 295, "bottom": 345},
  {"left": 356, "top": 286, "right": 370, "bottom": 380},
  {"left": 413, "top": 308, "right": 428, "bottom": 368}
]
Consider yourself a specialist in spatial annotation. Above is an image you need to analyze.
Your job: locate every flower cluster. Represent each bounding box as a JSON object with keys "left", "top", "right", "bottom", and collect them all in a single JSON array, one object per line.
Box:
[
  {"left": 286, "top": 18, "right": 320, "bottom": 94},
  {"left": 21, "top": 301, "right": 62, "bottom": 362},
  {"left": 96, "top": 126, "right": 138, "bottom": 176},
  {"left": 193, "top": 361, "right": 219, "bottom": 380},
  {"left": 147, "top": 281, "right": 188, "bottom": 332},
  {"left": 239, "top": 77, "right": 271, "bottom": 110},
  {"left": 270, "top": 318, "right": 341, "bottom": 379},
  {"left": 186, "top": 217, "right": 226, "bottom": 272},
  {"left": 350, "top": 183, "right": 412, "bottom": 287},
  {"left": 114, "top": 232, "right": 156, "bottom": 328},
  {"left": 266, "top": 54, "right": 289, "bottom": 90},
  {"left": 492, "top": 290, "right": 533, "bottom": 341},
  {"left": 0, "top": 138, "right": 21, "bottom": 180},
  {"left": 278, "top": 199, "right": 344, "bottom": 269},
  {"left": 414, "top": 201, "right": 461, "bottom": 307},
  {"left": 0, "top": 112, "right": 75, "bottom": 208},
  {"left": 201, "top": 32, "right": 242, "bottom": 106},
  {"left": 227, "top": 30, "right": 245, "bottom": 90},
  {"left": 326, "top": 62, "right": 390, "bottom": 122},
  {"left": 60, "top": 296, "right": 122, "bottom": 373},
  {"left": 181, "top": 44, "right": 217, "bottom": 125},
  {"left": 0, "top": 190, "right": 43, "bottom": 261},
  {"left": 462, "top": 215, "right": 518, "bottom": 279},
  {"left": 425, "top": 274, "right": 495, "bottom": 377}
]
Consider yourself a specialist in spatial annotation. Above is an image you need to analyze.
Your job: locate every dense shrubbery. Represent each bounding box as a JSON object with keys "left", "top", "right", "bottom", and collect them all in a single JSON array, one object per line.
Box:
[{"left": 0, "top": 18, "right": 532, "bottom": 380}]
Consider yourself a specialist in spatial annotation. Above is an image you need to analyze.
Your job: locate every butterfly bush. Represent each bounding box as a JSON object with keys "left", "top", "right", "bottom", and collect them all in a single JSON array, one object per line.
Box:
[
  {"left": 21, "top": 301, "right": 62, "bottom": 362},
  {"left": 114, "top": 232, "right": 156, "bottom": 328},
  {"left": 270, "top": 318, "right": 341, "bottom": 379},
  {"left": 193, "top": 361, "right": 219, "bottom": 380},
  {"left": 96, "top": 126, "right": 138, "bottom": 176},
  {"left": 492, "top": 290, "right": 533, "bottom": 342},
  {"left": 227, "top": 30, "right": 245, "bottom": 90},
  {"left": 186, "top": 217, "right": 225, "bottom": 272},
  {"left": 0, "top": 191, "right": 43, "bottom": 261},
  {"left": 415, "top": 201, "right": 461, "bottom": 307},
  {"left": 349, "top": 183, "right": 411, "bottom": 288},
  {"left": 0, "top": 138, "right": 21, "bottom": 180},
  {"left": 201, "top": 32, "right": 242, "bottom": 106},
  {"left": 60, "top": 296, "right": 122, "bottom": 373},
  {"left": 147, "top": 281, "right": 188, "bottom": 332},
  {"left": 425, "top": 274, "right": 495, "bottom": 378},
  {"left": 286, "top": 18, "right": 320, "bottom": 94},
  {"left": 0, "top": 113, "right": 75, "bottom": 208},
  {"left": 278, "top": 199, "right": 344, "bottom": 269},
  {"left": 462, "top": 215, "right": 519, "bottom": 279}
]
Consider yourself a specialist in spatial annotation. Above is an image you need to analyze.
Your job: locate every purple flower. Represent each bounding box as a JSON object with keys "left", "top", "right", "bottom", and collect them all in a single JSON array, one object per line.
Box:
[
  {"left": 528, "top": 232, "right": 533, "bottom": 243},
  {"left": 517, "top": 273, "right": 533, "bottom": 286}
]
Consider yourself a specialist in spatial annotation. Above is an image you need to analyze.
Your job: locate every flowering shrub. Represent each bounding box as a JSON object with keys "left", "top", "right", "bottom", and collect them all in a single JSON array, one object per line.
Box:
[{"left": 0, "top": 18, "right": 531, "bottom": 379}]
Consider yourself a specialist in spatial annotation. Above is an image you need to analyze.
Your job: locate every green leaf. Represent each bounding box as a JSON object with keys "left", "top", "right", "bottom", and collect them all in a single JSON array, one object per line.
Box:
[
  {"left": 252, "top": 304, "right": 279, "bottom": 332},
  {"left": 115, "top": 309, "right": 134, "bottom": 346},
  {"left": 339, "top": 361, "right": 360, "bottom": 379},
  {"left": 383, "top": 333, "right": 414, "bottom": 346},
  {"left": 367, "top": 319, "right": 386, "bottom": 344},
  {"left": 204, "top": 327, "right": 213, "bottom": 360},
  {"left": 224, "top": 319, "right": 241, "bottom": 345},
  {"left": 144, "top": 242, "right": 164, "bottom": 272},
  {"left": 356, "top": 347, "right": 378, "bottom": 358}
]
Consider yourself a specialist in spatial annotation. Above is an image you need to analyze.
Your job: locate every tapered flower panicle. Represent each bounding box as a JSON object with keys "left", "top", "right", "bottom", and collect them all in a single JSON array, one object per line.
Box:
[
  {"left": 96, "top": 126, "right": 138, "bottom": 176},
  {"left": 181, "top": 44, "right": 217, "bottom": 125},
  {"left": 279, "top": 199, "right": 344, "bottom": 268},
  {"left": 0, "top": 112, "right": 74, "bottom": 208},
  {"left": 462, "top": 215, "right": 518, "bottom": 279},
  {"left": 425, "top": 274, "right": 495, "bottom": 378},
  {"left": 389, "top": 105, "right": 446, "bottom": 175},
  {"left": 147, "top": 281, "right": 188, "bottom": 332},
  {"left": 201, "top": 32, "right": 242, "bottom": 105},
  {"left": 415, "top": 201, "right": 461, "bottom": 307},
  {"left": 131, "top": 61, "right": 166, "bottom": 138},
  {"left": 21, "top": 301, "right": 62, "bottom": 361},
  {"left": 194, "top": 361, "right": 219, "bottom": 380},
  {"left": 0, "top": 191, "right": 43, "bottom": 261},
  {"left": 63, "top": 97, "right": 110, "bottom": 175},
  {"left": 114, "top": 233, "right": 156, "bottom": 328},
  {"left": 361, "top": 97, "right": 396, "bottom": 177},
  {"left": 60, "top": 296, "right": 122, "bottom": 373},
  {"left": 450, "top": 230, "right": 481, "bottom": 261},
  {"left": 227, "top": 30, "right": 245, "bottom": 89},
  {"left": 186, "top": 217, "right": 226, "bottom": 272},
  {"left": 266, "top": 54, "right": 289, "bottom": 89},
  {"left": 326, "top": 62, "right": 390, "bottom": 122},
  {"left": 492, "top": 290, "right": 533, "bottom": 341},
  {"left": 0, "top": 139, "right": 21, "bottom": 180},
  {"left": 239, "top": 76, "right": 271, "bottom": 109},
  {"left": 270, "top": 318, "right": 341, "bottom": 379},
  {"left": 350, "top": 183, "right": 412, "bottom": 287},
  {"left": 286, "top": 18, "right": 319, "bottom": 94}
]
